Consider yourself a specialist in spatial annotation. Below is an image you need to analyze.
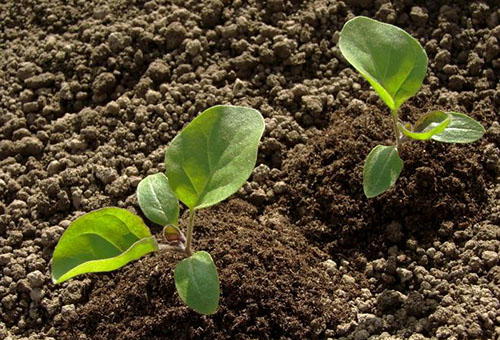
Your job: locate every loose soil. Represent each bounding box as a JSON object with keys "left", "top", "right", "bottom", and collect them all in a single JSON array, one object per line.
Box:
[
  {"left": 1, "top": 0, "right": 499, "bottom": 339},
  {"left": 63, "top": 200, "right": 354, "bottom": 340}
]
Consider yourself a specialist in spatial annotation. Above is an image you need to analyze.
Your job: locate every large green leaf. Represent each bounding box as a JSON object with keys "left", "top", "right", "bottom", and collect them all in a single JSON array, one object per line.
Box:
[
  {"left": 51, "top": 207, "right": 158, "bottom": 284},
  {"left": 165, "top": 105, "right": 265, "bottom": 210},
  {"left": 363, "top": 145, "right": 403, "bottom": 198},
  {"left": 174, "top": 251, "right": 220, "bottom": 315},
  {"left": 137, "top": 173, "right": 179, "bottom": 226},
  {"left": 339, "top": 16, "right": 428, "bottom": 111},
  {"left": 399, "top": 111, "right": 451, "bottom": 141},
  {"left": 431, "top": 112, "right": 485, "bottom": 143}
]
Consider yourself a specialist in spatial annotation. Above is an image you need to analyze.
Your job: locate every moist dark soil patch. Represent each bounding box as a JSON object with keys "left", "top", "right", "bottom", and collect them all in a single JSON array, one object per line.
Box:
[
  {"left": 282, "top": 103, "right": 491, "bottom": 259},
  {"left": 59, "top": 199, "right": 356, "bottom": 340}
]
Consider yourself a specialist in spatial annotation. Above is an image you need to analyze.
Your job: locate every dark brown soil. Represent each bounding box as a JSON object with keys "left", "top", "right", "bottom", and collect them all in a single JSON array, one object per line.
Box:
[
  {"left": 61, "top": 200, "right": 355, "bottom": 340},
  {"left": 283, "top": 103, "right": 491, "bottom": 258},
  {"left": 1, "top": 0, "right": 500, "bottom": 339}
]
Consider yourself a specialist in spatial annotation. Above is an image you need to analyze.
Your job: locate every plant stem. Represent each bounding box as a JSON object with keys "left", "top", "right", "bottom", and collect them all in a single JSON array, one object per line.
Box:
[
  {"left": 158, "top": 243, "right": 186, "bottom": 253},
  {"left": 184, "top": 209, "right": 196, "bottom": 257},
  {"left": 391, "top": 108, "right": 401, "bottom": 152}
]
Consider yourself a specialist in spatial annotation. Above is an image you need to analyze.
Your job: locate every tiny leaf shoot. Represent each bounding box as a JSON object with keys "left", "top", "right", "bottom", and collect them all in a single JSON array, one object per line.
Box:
[
  {"left": 51, "top": 105, "right": 265, "bottom": 316},
  {"left": 412, "top": 110, "right": 450, "bottom": 133},
  {"left": 363, "top": 145, "right": 403, "bottom": 198},
  {"left": 174, "top": 251, "right": 220, "bottom": 315},
  {"left": 398, "top": 111, "right": 450, "bottom": 141},
  {"left": 137, "top": 173, "right": 179, "bottom": 226},
  {"left": 163, "top": 224, "right": 185, "bottom": 243},
  {"left": 51, "top": 207, "right": 158, "bottom": 284},
  {"left": 339, "top": 16, "right": 485, "bottom": 197}
]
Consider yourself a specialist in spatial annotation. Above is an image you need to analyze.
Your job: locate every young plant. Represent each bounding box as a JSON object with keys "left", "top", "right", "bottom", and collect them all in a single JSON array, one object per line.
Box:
[
  {"left": 339, "top": 16, "right": 485, "bottom": 198},
  {"left": 51, "top": 105, "right": 265, "bottom": 315}
]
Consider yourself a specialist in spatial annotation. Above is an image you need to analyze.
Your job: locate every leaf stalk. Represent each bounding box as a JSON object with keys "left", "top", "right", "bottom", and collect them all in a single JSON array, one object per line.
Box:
[
  {"left": 391, "top": 109, "right": 401, "bottom": 152},
  {"left": 184, "top": 209, "right": 196, "bottom": 257}
]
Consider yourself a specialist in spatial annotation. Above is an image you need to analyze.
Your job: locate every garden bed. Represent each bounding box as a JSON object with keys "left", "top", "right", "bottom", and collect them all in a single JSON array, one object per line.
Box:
[{"left": 0, "top": 0, "right": 499, "bottom": 339}]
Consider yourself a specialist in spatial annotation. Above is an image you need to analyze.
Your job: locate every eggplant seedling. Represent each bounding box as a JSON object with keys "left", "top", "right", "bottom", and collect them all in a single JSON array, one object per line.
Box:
[
  {"left": 339, "top": 16, "right": 485, "bottom": 198},
  {"left": 51, "top": 105, "right": 265, "bottom": 315}
]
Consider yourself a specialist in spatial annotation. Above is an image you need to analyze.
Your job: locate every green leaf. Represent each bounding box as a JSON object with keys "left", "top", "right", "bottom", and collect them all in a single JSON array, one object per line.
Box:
[
  {"left": 363, "top": 145, "right": 403, "bottom": 198},
  {"left": 137, "top": 173, "right": 179, "bottom": 226},
  {"left": 399, "top": 111, "right": 451, "bottom": 141},
  {"left": 431, "top": 112, "right": 485, "bottom": 143},
  {"left": 339, "top": 16, "right": 428, "bottom": 111},
  {"left": 174, "top": 251, "right": 220, "bottom": 315},
  {"left": 413, "top": 110, "right": 450, "bottom": 133},
  {"left": 51, "top": 207, "right": 158, "bottom": 284},
  {"left": 165, "top": 105, "right": 265, "bottom": 210}
]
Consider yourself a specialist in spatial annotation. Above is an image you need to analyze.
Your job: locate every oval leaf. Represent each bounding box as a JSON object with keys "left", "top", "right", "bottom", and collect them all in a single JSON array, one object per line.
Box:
[
  {"left": 137, "top": 173, "right": 179, "bottom": 226},
  {"left": 431, "top": 112, "right": 485, "bottom": 143},
  {"left": 399, "top": 111, "right": 450, "bottom": 141},
  {"left": 174, "top": 251, "right": 220, "bottom": 315},
  {"left": 51, "top": 207, "right": 158, "bottom": 284},
  {"left": 339, "top": 16, "right": 428, "bottom": 111},
  {"left": 363, "top": 145, "right": 403, "bottom": 198},
  {"left": 165, "top": 105, "right": 265, "bottom": 210}
]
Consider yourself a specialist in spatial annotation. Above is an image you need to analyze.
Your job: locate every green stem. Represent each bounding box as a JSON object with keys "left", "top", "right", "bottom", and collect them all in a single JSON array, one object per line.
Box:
[
  {"left": 184, "top": 209, "right": 196, "bottom": 257},
  {"left": 391, "top": 108, "right": 401, "bottom": 152}
]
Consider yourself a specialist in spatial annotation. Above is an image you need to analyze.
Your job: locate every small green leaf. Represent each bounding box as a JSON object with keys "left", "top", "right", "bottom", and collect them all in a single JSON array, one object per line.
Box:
[
  {"left": 137, "top": 173, "right": 179, "bottom": 226},
  {"left": 339, "top": 16, "right": 428, "bottom": 111},
  {"left": 363, "top": 145, "right": 403, "bottom": 198},
  {"left": 165, "top": 105, "right": 265, "bottom": 210},
  {"left": 174, "top": 251, "right": 220, "bottom": 315},
  {"left": 399, "top": 111, "right": 450, "bottom": 141},
  {"left": 431, "top": 112, "right": 485, "bottom": 143},
  {"left": 51, "top": 207, "right": 158, "bottom": 284},
  {"left": 163, "top": 224, "right": 185, "bottom": 243},
  {"left": 413, "top": 110, "right": 450, "bottom": 133}
]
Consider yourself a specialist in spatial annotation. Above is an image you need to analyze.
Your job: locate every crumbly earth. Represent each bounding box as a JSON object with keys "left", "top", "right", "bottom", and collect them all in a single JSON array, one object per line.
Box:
[{"left": 0, "top": 0, "right": 499, "bottom": 339}]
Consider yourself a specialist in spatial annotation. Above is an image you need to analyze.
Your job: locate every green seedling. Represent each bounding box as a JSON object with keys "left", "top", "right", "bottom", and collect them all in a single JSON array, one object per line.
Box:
[
  {"left": 51, "top": 105, "right": 265, "bottom": 315},
  {"left": 339, "top": 16, "right": 485, "bottom": 198}
]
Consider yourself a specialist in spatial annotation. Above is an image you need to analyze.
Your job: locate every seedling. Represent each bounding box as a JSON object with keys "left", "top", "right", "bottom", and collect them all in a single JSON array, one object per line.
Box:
[
  {"left": 51, "top": 105, "right": 265, "bottom": 315},
  {"left": 339, "top": 16, "right": 485, "bottom": 198}
]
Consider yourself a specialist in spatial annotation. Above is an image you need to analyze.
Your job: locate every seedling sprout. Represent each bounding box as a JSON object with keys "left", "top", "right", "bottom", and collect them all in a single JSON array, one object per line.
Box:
[
  {"left": 339, "top": 16, "right": 485, "bottom": 198},
  {"left": 51, "top": 105, "right": 265, "bottom": 315}
]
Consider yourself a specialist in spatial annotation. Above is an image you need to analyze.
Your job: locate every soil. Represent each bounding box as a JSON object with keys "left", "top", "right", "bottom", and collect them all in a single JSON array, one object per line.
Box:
[{"left": 0, "top": 0, "right": 499, "bottom": 339}]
